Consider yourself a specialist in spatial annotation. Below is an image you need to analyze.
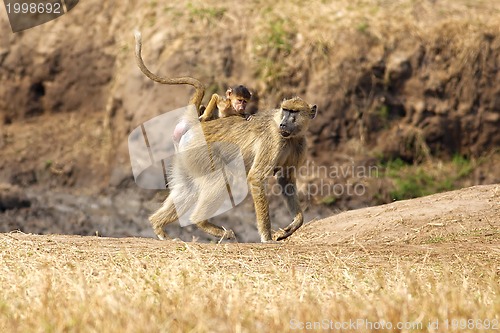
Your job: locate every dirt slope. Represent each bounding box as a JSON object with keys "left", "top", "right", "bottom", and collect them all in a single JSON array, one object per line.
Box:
[
  {"left": 1, "top": 0, "right": 500, "bottom": 188},
  {"left": 292, "top": 184, "right": 499, "bottom": 246}
]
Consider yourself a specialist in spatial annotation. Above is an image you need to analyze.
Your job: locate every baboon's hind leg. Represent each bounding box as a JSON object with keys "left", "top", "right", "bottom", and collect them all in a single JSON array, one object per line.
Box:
[
  {"left": 189, "top": 176, "right": 235, "bottom": 239},
  {"left": 149, "top": 196, "right": 177, "bottom": 240},
  {"left": 149, "top": 188, "right": 194, "bottom": 240},
  {"left": 196, "top": 220, "right": 235, "bottom": 240}
]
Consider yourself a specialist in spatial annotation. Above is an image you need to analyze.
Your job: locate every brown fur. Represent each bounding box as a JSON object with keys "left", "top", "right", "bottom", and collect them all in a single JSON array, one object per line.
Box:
[{"left": 149, "top": 97, "right": 317, "bottom": 242}]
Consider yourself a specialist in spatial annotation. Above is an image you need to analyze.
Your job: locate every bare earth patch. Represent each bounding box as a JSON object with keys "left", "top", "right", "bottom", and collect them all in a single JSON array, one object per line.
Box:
[{"left": 294, "top": 184, "right": 500, "bottom": 246}]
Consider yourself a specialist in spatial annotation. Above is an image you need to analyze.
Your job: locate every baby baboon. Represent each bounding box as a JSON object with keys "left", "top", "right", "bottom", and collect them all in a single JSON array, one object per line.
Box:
[
  {"left": 134, "top": 31, "right": 205, "bottom": 114},
  {"left": 149, "top": 97, "right": 318, "bottom": 243},
  {"left": 199, "top": 85, "right": 253, "bottom": 122}
]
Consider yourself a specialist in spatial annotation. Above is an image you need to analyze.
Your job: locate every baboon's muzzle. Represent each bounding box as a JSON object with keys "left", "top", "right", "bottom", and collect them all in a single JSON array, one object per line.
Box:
[{"left": 279, "top": 123, "right": 293, "bottom": 138}]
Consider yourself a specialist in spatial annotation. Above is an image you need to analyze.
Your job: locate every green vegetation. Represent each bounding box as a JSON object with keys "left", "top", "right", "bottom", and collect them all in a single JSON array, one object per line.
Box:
[
  {"left": 377, "top": 104, "right": 389, "bottom": 121},
  {"left": 452, "top": 154, "right": 474, "bottom": 178},
  {"left": 253, "top": 18, "right": 296, "bottom": 88},
  {"left": 265, "top": 19, "right": 294, "bottom": 54},
  {"left": 356, "top": 21, "right": 369, "bottom": 33},
  {"left": 383, "top": 155, "right": 474, "bottom": 201},
  {"left": 424, "top": 236, "right": 448, "bottom": 244},
  {"left": 321, "top": 195, "right": 337, "bottom": 206},
  {"left": 187, "top": 2, "right": 226, "bottom": 22}
]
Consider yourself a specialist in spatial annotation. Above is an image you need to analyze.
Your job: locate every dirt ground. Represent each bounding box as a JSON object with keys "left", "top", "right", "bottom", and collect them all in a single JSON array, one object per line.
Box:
[
  {"left": 1, "top": 185, "right": 498, "bottom": 285},
  {"left": 4, "top": 184, "right": 499, "bottom": 251},
  {"left": 1, "top": 184, "right": 499, "bottom": 333},
  {"left": 294, "top": 184, "right": 500, "bottom": 246}
]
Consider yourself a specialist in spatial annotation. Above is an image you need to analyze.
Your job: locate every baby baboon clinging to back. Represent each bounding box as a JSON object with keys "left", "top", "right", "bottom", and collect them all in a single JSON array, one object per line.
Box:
[
  {"left": 149, "top": 97, "right": 318, "bottom": 242},
  {"left": 176, "top": 84, "right": 252, "bottom": 145},
  {"left": 199, "top": 85, "right": 253, "bottom": 122}
]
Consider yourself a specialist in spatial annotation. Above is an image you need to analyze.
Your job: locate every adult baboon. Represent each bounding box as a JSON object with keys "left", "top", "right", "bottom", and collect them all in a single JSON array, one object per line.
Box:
[
  {"left": 149, "top": 97, "right": 317, "bottom": 243},
  {"left": 134, "top": 31, "right": 317, "bottom": 242}
]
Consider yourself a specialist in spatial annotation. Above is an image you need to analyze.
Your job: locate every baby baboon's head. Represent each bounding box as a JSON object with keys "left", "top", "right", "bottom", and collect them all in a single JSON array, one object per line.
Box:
[
  {"left": 275, "top": 97, "right": 317, "bottom": 138},
  {"left": 227, "top": 85, "right": 252, "bottom": 114}
]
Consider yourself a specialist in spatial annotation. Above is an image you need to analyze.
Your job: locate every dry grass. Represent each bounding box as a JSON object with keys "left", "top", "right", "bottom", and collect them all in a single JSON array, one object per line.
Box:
[
  {"left": 133, "top": 0, "right": 499, "bottom": 96},
  {"left": 1, "top": 234, "right": 498, "bottom": 332}
]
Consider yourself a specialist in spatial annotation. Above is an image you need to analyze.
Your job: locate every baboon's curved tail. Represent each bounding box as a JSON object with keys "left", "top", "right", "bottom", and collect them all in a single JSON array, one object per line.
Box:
[{"left": 134, "top": 31, "right": 205, "bottom": 113}]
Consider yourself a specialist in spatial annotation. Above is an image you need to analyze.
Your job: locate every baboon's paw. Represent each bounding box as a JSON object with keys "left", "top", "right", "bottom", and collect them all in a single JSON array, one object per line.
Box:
[
  {"left": 155, "top": 229, "right": 171, "bottom": 241},
  {"left": 272, "top": 229, "right": 283, "bottom": 239},
  {"left": 223, "top": 229, "right": 236, "bottom": 239},
  {"left": 157, "top": 236, "right": 182, "bottom": 242},
  {"left": 273, "top": 229, "right": 293, "bottom": 241}
]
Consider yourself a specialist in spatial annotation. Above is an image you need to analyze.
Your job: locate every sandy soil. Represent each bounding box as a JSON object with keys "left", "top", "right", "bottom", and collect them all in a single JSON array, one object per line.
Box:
[{"left": 4, "top": 184, "right": 499, "bottom": 252}]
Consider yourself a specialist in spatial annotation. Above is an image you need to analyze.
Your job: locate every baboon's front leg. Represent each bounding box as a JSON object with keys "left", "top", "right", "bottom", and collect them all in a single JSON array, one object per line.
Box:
[
  {"left": 274, "top": 175, "right": 304, "bottom": 241},
  {"left": 247, "top": 171, "right": 273, "bottom": 242}
]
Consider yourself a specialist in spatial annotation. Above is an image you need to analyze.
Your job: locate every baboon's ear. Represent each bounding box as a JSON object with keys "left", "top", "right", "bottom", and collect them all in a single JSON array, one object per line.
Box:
[{"left": 310, "top": 105, "right": 317, "bottom": 119}]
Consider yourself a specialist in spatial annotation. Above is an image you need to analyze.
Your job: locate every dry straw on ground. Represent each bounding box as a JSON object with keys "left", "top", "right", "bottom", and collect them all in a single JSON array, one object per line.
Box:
[{"left": 0, "top": 233, "right": 499, "bottom": 333}]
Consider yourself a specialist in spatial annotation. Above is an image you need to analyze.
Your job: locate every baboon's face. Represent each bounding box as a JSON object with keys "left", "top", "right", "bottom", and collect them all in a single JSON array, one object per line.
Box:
[
  {"left": 231, "top": 97, "right": 249, "bottom": 113},
  {"left": 278, "top": 109, "right": 303, "bottom": 138},
  {"left": 276, "top": 98, "right": 317, "bottom": 138},
  {"left": 227, "top": 88, "right": 251, "bottom": 114}
]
